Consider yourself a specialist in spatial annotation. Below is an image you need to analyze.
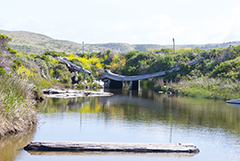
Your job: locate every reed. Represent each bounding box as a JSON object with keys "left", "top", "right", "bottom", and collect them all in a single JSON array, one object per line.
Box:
[
  {"left": 172, "top": 77, "right": 240, "bottom": 100},
  {"left": 0, "top": 76, "right": 37, "bottom": 137}
]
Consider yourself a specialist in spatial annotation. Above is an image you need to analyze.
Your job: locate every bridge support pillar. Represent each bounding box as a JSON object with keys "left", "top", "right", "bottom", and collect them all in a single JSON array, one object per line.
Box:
[
  {"left": 104, "top": 79, "right": 110, "bottom": 88},
  {"left": 138, "top": 80, "right": 141, "bottom": 91},
  {"left": 129, "top": 81, "right": 133, "bottom": 90},
  {"left": 154, "top": 77, "right": 157, "bottom": 91},
  {"left": 122, "top": 81, "right": 125, "bottom": 90}
]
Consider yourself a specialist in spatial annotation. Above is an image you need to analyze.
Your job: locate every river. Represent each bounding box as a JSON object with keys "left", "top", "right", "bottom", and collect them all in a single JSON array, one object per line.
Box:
[{"left": 1, "top": 89, "right": 240, "bottom": 161}]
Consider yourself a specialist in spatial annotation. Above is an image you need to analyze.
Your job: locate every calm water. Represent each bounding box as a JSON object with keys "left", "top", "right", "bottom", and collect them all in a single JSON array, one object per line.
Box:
[{"left": 1, "top": 89, "right": 240, "bottom": 161}]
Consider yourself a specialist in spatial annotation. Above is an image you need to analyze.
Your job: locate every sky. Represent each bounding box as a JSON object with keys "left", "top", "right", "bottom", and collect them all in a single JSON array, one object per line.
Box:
[{"left": 1, "top": 0, "right": 240, "bottom": 45}]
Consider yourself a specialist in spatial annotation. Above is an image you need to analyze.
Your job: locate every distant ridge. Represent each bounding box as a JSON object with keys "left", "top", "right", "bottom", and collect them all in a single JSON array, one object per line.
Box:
[
  {"left": 0, "top": 30, "right": 106, "bottom": 54},
  {"left": 92, "top": 41, "right": 240, "bottom": 52},
  {"left": 0, "top": 29, "right": 240, "bottom": 54}
]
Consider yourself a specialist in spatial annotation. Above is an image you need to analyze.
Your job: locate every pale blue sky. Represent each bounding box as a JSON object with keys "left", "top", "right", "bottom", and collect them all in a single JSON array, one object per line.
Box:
[{"left": 1, "top": 0, "right": 240, "bottom": 45}]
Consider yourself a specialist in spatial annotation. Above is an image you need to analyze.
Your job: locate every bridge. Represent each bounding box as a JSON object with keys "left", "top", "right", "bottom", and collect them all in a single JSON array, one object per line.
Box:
[
  {"left": 101, "top": 58, "right": 204, "bottom": 90},
  {"left": 56, "top": 56, "right": 203, "bottom": 90}
]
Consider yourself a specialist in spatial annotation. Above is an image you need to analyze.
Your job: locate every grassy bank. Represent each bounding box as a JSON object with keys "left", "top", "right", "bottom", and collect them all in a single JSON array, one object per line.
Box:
[
  {"left": 170, "top": 77, "right": 240, "bottom": 100},
  {"left": 0, "top": 76, "right": 37, "bottom": 137}
]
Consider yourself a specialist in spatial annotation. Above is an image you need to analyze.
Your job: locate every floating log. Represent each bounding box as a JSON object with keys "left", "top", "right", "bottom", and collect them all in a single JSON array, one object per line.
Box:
[{"left": 23, "top": 142, "right": 199, "bottom": 153}]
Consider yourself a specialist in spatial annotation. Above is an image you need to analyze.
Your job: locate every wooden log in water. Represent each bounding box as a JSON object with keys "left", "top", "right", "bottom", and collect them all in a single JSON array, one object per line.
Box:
[{"left": 23, "top": 142, "right": 199, "bottom": 153}]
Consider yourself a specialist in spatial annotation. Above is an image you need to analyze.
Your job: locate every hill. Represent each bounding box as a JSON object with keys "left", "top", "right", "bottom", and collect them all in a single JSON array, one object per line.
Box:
[
  {"left": 1, "top": 29, "right": 240, "bottom": 54},
  {"left": 93, "top": 42, "right": 240, "bottom": 51},
  {"left": 0, "top": 30, "right": 107, "bottom": 54},
  {"left": 91, "top": 43, "right": 168, "bottom": 52}
]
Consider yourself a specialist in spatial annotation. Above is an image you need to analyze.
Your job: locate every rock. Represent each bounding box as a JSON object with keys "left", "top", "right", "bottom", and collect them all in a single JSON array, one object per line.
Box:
[{"left": 165, "top": 91, "right": 172, "bottom": 95}]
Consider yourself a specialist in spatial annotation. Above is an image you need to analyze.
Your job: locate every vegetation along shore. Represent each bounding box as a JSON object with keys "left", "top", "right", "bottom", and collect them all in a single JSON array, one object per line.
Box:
[{"left": 1, "top": 33, "right": 240, "bottom": 137}]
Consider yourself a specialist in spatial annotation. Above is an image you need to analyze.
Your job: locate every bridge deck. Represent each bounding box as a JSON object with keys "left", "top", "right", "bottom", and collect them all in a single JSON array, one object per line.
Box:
[{"left": 101, "top": 58, "right": 204, "bottom": 81}]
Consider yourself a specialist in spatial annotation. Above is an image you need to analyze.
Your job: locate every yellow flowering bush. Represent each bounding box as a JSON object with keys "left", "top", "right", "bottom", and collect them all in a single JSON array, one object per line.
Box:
[
  {"left": 66, "top": 53, "right": 102, "bottom": 70},
  {"left": 16, "top": 52, "right": 23, "bottom": 57},
  {"left": 50, "top": 57, "right": 60, "bottom": 64},
  {"left": 18, "top": 66, "right": 36, "bottom": 77}
]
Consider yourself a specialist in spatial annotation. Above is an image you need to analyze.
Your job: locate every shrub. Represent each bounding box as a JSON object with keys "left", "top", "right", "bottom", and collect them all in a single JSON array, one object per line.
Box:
[
  {"left": 43, "top": 51, "right": 68, "bottom": 57},
  {"left": 13, "top": 59, "right": 23, "bottom": 66},
  {"left": 0, "top": 34, "right": 12, "bottom": 41},
  {"left": 12, "top": 63, "right": 18, "bottom": 71},
  {"left": 7, "top": 45, "right": 17, "bottom": 54},
  {"left": 0, "top": 68, "right": 6, "bottom": 75}
]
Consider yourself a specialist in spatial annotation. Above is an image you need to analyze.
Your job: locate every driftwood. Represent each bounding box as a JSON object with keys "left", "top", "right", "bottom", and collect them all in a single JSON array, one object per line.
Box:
[
  {"left": 24, "top": 141, "right": 199, "bottom": 153},
  {"left": 55, "top": 56, "right": 91, "bottom": 75},
  {"left": 42, "top": 89, "right": 113, "bottom": 98}
]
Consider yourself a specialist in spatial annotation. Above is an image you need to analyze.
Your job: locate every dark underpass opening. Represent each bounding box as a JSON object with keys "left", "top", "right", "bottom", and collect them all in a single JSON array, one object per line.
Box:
[{"left": 109, "top": 80, "right": 138, "bottom": 90}]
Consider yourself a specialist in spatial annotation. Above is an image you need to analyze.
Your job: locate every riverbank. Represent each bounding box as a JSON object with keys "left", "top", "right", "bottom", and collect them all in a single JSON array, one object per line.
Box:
[
  {"left": 0, "top": 76, "right": 37, "bottom": 137},
  {"left": 175, "top": 86, "right": 239, "bottom": 100},
  {"left": 162, "top": 76, "right": 240, "bottom": 101}
]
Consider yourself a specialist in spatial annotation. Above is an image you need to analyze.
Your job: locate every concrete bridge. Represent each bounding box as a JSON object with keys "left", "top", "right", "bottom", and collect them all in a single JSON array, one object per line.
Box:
[
  {"left": 101, "top": 58, "right": 204, "bottom": 90},
  {"left": 55, "top": 56, "right": 203, "bottom": 90}
]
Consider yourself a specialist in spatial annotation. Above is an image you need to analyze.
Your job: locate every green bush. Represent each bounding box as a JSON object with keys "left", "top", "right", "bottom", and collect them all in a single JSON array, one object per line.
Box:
[
  {"left": 0, "top": 67, "right": 6, "bottom": 75},
  {"left": 7, "top": 45, "right": 17, "bottom": 54},
  {"left": 210, "top": 56, "right": 240, "bottom": 80},
  {"left": 12, "top": 63, "right": 18, "bottom": 71},
  {"left": 13, "top": 59, "right": 23, "bottom": 66},
  {"left": 0, "top": 34, "right": 12, "bottom": 41},
  {"left": 43, "top": 51, "right": 68, "bottom": 57}
]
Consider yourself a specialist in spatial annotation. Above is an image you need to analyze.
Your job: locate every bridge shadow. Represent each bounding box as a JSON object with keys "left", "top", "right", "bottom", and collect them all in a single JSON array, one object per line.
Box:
[{"left": 109, "top": 80, "right": 138, "bottom": 90}]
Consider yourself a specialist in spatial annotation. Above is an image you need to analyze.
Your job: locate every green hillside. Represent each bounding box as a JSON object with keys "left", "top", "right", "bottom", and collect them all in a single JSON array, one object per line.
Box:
[
  {"left": 91, "top": 43, "right": 136, "bottom": 51},
  {"left": 0, "top": 30, "right": 106, "bottom": 54},
  {"left": 93, "top": 42, "right": 240, "bottom": 51},
  {"left": 91, "top": 43, "right": 168, "bottom": 51},
  {"left": 1, "top": 29, "right": 240, "bottom": 54}
]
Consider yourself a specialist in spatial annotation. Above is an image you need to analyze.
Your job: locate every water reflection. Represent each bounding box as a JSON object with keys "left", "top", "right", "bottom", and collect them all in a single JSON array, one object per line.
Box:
[
  {"left": 27, "top": 151, "right": 196, "bottom": 158},
  {"left": 0, "top": 127, "right": 36, "bottom": 161},
  {"left": 4, "top": 89, "right": 240, "bottom": 161},
  {"left": 39, "top": 89, "right": 240, "bottom": 139}
]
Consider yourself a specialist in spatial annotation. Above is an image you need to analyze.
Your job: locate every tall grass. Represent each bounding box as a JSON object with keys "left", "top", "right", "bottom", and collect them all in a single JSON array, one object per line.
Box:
[
  {"left": 0, "top": 76, "right": 37, "bottom": 137},
  {"left": 172, "top": 77, "right": 240, "bottom": 100}
]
